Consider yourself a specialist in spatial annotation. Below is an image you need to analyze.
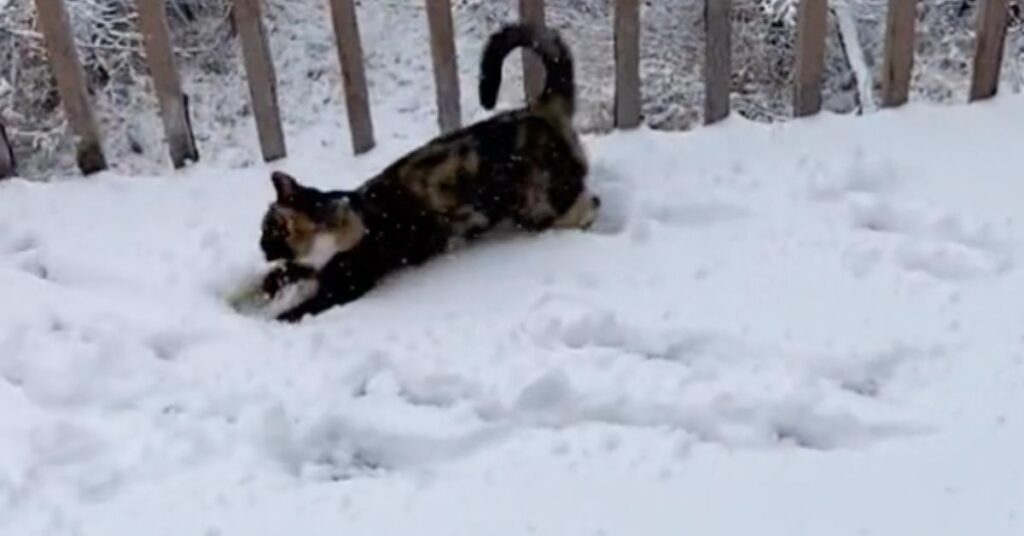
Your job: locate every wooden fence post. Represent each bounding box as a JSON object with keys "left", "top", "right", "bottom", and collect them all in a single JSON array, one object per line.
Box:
[
  {"left": 969, "top": 0, "right": 1010, "bottom": 102},
  {"left": 425, "top": 0, "right": 461, "bottom": 134},
  {"left": 0, "top": 119, "right": 14, "bottom": 179},
  {"left": 704, "top": 0, "right": 731, "bottom": 125},
  {"left": 327, "top": 0, "right": 375, "bottom": 154},
  {"left": 233, "top": 0, "right": 287, "bottom": 162},
  {"left": 793, "top": 0, "right": 828, "bottom": 117},
  {"left": 33, "top": 0, "right": 108, "bottom": 175},
  {"left": 137, "top": 0, "right": 199, "bottom": 169},
  {"left": 614, "top": 0, "right": 641, "bottom": 129},
  {"left": 880, "top": 0, "right": 917, "bottom": 108},
  {"left": 519, "top": 0, "right": 546, "bottom": 101}
]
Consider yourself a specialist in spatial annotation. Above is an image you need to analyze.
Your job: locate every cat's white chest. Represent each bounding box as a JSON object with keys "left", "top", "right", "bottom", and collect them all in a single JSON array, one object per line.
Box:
[{"left": 298, "top": 234, "right": 341, "bottom": 270}]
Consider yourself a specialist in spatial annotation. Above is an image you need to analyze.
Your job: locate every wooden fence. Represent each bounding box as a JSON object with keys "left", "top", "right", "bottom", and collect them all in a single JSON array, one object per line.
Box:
[{"left": 9, "top": 0, "right": 1017, "bottom": 177}]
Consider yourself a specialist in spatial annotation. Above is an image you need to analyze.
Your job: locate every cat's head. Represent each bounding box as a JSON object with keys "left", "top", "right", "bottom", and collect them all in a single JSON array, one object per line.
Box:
[{"left": 259, "top": 171, "right": 367, "bottom": 269}]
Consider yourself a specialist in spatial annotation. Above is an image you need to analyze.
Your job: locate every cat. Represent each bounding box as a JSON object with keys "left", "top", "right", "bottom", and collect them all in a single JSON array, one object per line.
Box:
[{"left": 246, "top": 22, "right": 600, "bottom": 322}]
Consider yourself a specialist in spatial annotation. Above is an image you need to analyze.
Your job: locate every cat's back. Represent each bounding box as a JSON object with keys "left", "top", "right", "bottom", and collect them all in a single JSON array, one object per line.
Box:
[
  {"left": 355, "top": 108, "right": 585, "bottom": 239},
  {"left": 374, "top": 108, "right": 576, "bottom": 177}
]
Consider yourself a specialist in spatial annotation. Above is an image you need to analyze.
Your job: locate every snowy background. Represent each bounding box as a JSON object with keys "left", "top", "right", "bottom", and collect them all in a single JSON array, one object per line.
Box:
[
  {"left": 2, "top": 0, "right": 1024, "bottom": 535},
  {"left": 1, "top": 0, "right": 1023, "bottom": 178}
]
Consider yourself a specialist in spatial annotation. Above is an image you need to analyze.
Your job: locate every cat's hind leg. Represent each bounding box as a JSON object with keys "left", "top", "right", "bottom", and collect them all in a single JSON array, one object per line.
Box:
[{"left": 551, "top": 189, "right": 601, "bottom": 230}]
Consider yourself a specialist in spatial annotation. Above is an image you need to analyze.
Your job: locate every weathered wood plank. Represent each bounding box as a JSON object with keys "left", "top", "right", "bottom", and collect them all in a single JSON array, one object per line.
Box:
[
  {"left": 33, "top": 0, "right": 108, "bottom": 174},
  {"left": 793, "top": 0, "right": 828, "bottom": 117},
  {"left": 425, "top": 0, "right": 461, "bottom": 134},
  {"left": 233, "top": 0, "right": 286, "bottom": 162},
  {"left": 0, "top": 118, "right": 14, "bottom": 179},
  {"left": 969, "top": 0, "right": 1010, "bottom": 102},
  {"left": 614, "top": 0, "right": 641, "bottom": 128},
  {"left": 880, "top": 0, "right": 917, "bottom": 107},
  {"left": 704, "top": 0, "right": 732, "bottom": 124},
  {"left": 327, "top": 0, "right": 375, "bottom": 154},
  {"left": 137, "top": 0, "right": 199, "bottom": 168},
  {"left": 519, "top": 0, "right": 546, "bottom": 101}
]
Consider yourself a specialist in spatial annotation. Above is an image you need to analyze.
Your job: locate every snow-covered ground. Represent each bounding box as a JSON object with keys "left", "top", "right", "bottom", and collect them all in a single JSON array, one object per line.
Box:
[{"left": 2, "top": 92, "right": 1024, "bottom": 535}]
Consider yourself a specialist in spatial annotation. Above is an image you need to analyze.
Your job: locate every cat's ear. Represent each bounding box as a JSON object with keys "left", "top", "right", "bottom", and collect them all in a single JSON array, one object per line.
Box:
[{"left": 271, "top": 171, "right": 300, "bottom": 202}]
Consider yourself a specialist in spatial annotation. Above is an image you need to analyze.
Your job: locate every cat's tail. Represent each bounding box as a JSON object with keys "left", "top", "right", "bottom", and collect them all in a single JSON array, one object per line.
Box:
[{"left": 478, "top": 23, "right": 575, "bottom": 119}]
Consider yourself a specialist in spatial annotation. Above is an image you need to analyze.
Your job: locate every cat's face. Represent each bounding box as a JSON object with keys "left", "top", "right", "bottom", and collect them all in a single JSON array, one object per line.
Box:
[{"left": 260, "top": 171, "right": 366, "bottom": 269}]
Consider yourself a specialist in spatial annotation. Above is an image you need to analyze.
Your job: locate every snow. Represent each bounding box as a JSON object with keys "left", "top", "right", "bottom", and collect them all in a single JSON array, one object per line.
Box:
[{"left": 2, "top": 91, "right": 1024, "bottom": 535}]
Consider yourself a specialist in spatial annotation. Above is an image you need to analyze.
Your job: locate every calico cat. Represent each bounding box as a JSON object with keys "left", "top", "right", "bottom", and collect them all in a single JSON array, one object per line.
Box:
[{"left": 248, "top": 22, "right": 600, "bottom": 322}]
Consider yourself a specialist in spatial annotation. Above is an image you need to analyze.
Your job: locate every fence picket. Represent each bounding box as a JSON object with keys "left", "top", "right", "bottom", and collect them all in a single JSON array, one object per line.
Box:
[
  {"left": 793, "top": 0, "right": 828, "bottom": 117},
  {"left": 233, "top": 0, "right": 286, "bottom": 162},
  {"left": 327, "top": 0, "right": 375, "bottom": 154},
  {"left": 519, "top": 0, "right": 546, "bottom": 101},
  {"left": 880, "top": 0, "right": 917, "bottom": 107},
  {"left": 704, "top": 0, "right": 732, "bottom": 124},
  {"left": 33, "top": 0, "right": 108, "bottom": 175},
  {"left": 614, "top": 0, "right": 641, "bottom": 128},
  {"left": 969, "top": 0, "right": 1010, "bottom": 102},
  {"left": 137, "top": 0, "right": 199, "bottom": 168},
  {"left": 425, "top": 0, "right": 461, "bottom": 134}
]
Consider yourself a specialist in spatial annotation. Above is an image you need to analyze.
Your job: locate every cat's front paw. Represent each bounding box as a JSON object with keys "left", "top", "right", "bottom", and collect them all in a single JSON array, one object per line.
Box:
[
  {"left": 276, "top": 307, "right": 310, "bottom": 323},
  {"left": 262, "top": 262, "right": 317, "bottom": 295},
  {"left": 226, "top": 271, "right": 272, "bottom": 314}
]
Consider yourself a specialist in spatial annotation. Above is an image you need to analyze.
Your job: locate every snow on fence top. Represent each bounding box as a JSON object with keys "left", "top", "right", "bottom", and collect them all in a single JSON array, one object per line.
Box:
[{"left": 19, "top": 0, "right": 1017, "bottom": 178}]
